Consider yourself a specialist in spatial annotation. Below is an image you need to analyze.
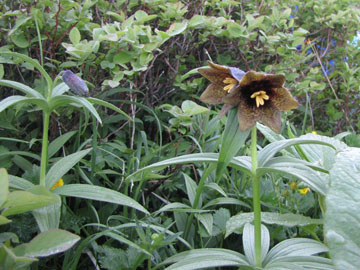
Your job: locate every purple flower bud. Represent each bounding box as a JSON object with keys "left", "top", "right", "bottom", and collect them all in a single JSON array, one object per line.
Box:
[{"left": 62, "top": 70, "right": 89, "bottom": 97}]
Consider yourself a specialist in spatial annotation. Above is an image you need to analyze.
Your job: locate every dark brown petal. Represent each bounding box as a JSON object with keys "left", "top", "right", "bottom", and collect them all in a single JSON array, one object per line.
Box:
[
  {"left": 198, "top": 68, "right": 229, "bottom": 84},
  {"left": 265, "top": 74, "right": 286, "bottom": 88},
  {"left": 221, "top": 85, "right": 241, "bottom": 105},
  {"left": 271, "top": 87, "right": 299, "bottom": 111},
  {"left": 208, "top": 61, "right": 231, "bottom": 73},
  {"left": 260, "top": 105, "right": 282, "bottom": 133},
  {"left": 237, "top": 99, "right": 261, "bottom": 131},
  {"left": 239, "top": 71, "right": 266, "bottom": 87},
  {"left": 218, "top": 104, "right": 235, "bottom": 118},
  {"left": 200, "top": 83, "right": 228, "bottom": 104}
]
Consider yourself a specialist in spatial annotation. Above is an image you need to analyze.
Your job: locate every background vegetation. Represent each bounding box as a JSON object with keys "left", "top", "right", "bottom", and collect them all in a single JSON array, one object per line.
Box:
[{"left": 0, "top": 0, "right": 359, "bottom": 269}]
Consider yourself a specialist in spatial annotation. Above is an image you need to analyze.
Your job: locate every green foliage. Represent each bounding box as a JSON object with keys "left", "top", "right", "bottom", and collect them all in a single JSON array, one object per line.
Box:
[{"left": 0, "top": 0, "right": 359, "bottom": 269}]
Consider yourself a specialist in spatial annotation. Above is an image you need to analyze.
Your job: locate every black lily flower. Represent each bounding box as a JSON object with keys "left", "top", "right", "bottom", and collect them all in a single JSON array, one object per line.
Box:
[{"left": 198, "top": 61, "right": 298, "bottom": 133}]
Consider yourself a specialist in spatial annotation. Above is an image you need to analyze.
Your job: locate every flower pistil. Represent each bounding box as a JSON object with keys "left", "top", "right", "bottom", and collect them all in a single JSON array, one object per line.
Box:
[
  {"left": 223, "top": 77, "right": 237, "bottom": 92},
  {"left": 250, "top": 90, "right": 269, "bottom": 107}
]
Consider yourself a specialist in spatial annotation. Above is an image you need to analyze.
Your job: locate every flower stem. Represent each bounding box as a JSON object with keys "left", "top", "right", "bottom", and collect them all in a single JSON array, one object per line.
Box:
[
  {"left": 251, "top": 125, "right": 262, "bottom": 267},
  {"left": 39, "top": 112, "right": 50, "bottom": 186}
]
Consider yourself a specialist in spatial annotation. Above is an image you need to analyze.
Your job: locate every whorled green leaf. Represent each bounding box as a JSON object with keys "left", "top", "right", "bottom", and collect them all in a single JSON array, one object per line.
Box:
[
  {"left": 48, "top": 131, "right": 77, "bottom": 158},
  {"left": 217, "top": 108, "right": 251, "bottom": 179},
  {"left": 258, "top": 138, "right": 336, "bottom": 167},
  {"left": 32, "top": 196, "right": 61, "bottom": 232},
  {"left": 87, "top": 97, "right": 132, "bottom": 121},
  {"left": 0, "top": 79, "right": 44, "bottom": 98},
  {"left": 52, "top": 184, "right": 149, "bottom": 215},
  {"left": 2, "top": 187, "right": 58, "bottom": 216},
  {"left": 51, "top": 82, "right": 70, "bottom": 97},
  {"left": 0, "top": 215, "right": 11, "bottom": 225},
  {"left": 0, "top": 96, "right": 49, "bottom": 113},
  {"left": 126, "top": 153, "right": 251, "bottom": 183},
  {"left": 242, "top": 223, "right": 270, "bottom": 265},
  {"left": 160, "top": 248, "right": 250, "bottom": 270},
  {"left": 48, "top": 96, "right": 102, "bottom": 124},
  {"left": 226, "top": 212, "right": 322, "bottom": 238},
  {"left": 8, "top": 175, "right": 34, "bottom": 190},
  {"left": 0, "top": 168, "right": 9, "bottom": 207},
  {"left": 263, "top": 238, "right": 329, "bottom": 266},
  {"left": 22, "top": 229, "right": 80, "bottom": 257},
  {"left": 45, "top": 148, "right": 91, "bottom": 189},
  {"left": 324, "top": 147, "right": 360, "bottom": 270},
  {"left": 202, "top": 197, "right": 250, "bottom": 209}
]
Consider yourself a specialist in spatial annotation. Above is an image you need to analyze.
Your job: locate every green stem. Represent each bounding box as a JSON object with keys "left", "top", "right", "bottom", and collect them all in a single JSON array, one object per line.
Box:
[
  {"left": 39, "top": 112, "right": 50, "bottom": 186},
  {"left": 251, "top": 125, "right": 262, "bottom": 267},
  {"left": 90, "top": 115, "right": 97, "bottom": 181}
]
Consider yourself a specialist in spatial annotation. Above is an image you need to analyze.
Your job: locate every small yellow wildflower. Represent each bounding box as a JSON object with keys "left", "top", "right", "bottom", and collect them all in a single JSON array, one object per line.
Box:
[
  {"left": 223, "top": 77, "right": 237, "bottom": 92},
  {"left": 289, "top": 181, "right": 298, "bottom": 190},
  {"left": 298, "top": 187, "right": 310, "bottom": 195},
  {"left": 51, "top": 178, "right": 64, "bottom": 190},
  {"left": 312, "top": 131, "right": 317, "bottom": 135}
]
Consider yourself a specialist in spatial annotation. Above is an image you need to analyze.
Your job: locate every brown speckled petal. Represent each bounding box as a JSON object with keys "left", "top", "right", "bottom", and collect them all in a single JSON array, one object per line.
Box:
[
  {"left": 198, "top": 68, "right": 229, "bottom": 84},
  {"left": 239, "top": 71, "right": 266, "bottom": 87},
  {"left": 207, "top": 61, "right": 231, "bottom": 73},
  {"left": 218, "top": 104, "right": 235, "bottom": 118},
  {"left": 237, "top": 99, "right": 261, "bottom": 131},
  {"left": 260, "top": 105, "right": 282, "bottom": 133},
  {"left": 200, "top": 83, "right": 227, "bottom": 104},
  {"left": 266, "top": 74, "right": 286, "bottom": 88},
  {"left": 271, "top": 87, "right": 299, "bottom": 111}
]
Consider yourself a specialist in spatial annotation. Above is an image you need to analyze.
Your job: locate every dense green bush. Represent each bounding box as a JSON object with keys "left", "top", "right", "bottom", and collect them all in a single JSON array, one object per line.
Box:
[{"left": 0, "top": 0, "right": 360, "bottom": 269}]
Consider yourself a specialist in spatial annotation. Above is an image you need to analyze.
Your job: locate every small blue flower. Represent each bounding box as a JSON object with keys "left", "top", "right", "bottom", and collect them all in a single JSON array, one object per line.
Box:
[
  {"left": 296, "top": 44, "right": 302, "bottom": 51},
  {"left": 62, "top": 70, "right": 89, "bottom": 97},
  {"left": 317, "top": 44, "right": 321, "bottom": 48},
  {"left": 306, "top": 48, "right": 312, "bottom": 54},
  {"left": 331, "top": 39, "right": 336, "bottom": 46},
  {"left": 289, "top": 15, "right": 293, "bottom": 19},
  {"left": 295, "top": 5, "right": 299, "bottom": 11},
  {"left": 329, "top": 59, "right": 335, "bottom": 66}
]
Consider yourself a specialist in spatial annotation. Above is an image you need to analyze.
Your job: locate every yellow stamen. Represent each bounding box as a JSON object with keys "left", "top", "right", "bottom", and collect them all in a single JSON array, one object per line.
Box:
[
  {"left": 51, "top": 178, "right": 64, "bottom": 190},
  {"left": 298, "top": 187, "right": 310, "bottom": 195},
  {"left": 223, "top": 77, "right": 237, "bottom": 92},
  {"left": 250, "top": 90, "right": 269, "bottom": 107}
]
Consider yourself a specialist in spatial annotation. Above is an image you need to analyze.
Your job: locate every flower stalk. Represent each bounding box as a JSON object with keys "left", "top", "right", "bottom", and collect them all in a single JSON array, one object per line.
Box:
[
  {"left": 251, "top": 125, "right": 262, "bottom": 267},
  {"left": 39, "top": 111, "right": 50, "bottom": 186}
]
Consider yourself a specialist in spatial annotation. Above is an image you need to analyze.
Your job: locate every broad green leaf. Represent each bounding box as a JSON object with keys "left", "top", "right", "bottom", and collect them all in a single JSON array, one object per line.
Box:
[
  {"left": 154, "top": 202, "right": 191, "bottom": 215},
  {"left": 32, "top": 197, "right": 61, "bottom": 232},
  {"left": 8, "top": 175, "right": 34, "bottom": 190},
  {"left": 167, "top": 22, "right": 188, "bottom": 36},
  {"left": 217, "top": 108, "right": 251, "bottom": 179},
  {"left": 126, "top": 153, "right": 252, "bottom": 183},
  {"left": 1, "top": 52, "right": 53, "bottom": 90},
  {"left": 263, "top": 238, "right": 329, "bottom": 265},
  {"left": 0, "top": 168, "right": 9, "bottom": 207},
  {"left": 203, "top": 197, "right": 250, "bottom": 209},
  {"left": 87, "top": 97, "right": 132, "bottom": 121},
  {"left": 258, "top": 138, "right": 335, "bottom": 167},
  {"left": 242, "top": 223, "right": 270, "bottom": 265},
  {"left": 296, "top": 133, "right": 347, "bottom": 170},
  {"left": 8, "top": 16, "right": 31, "bottom": 36},
  {"left": 0, "top": 96, "right": 49, "bottom": 113},
  {"left": 51, "top": 82, "right": 69, "bottom": 97},
  {"left": 2, "top": 245, "right": 37, "bottom": 269},
  {"left": 23, "top": 229, "right": 80, "bottom": 257},
  {"left": 69, "top": 27, "right": 81, "bottom": 45},
  {"left": 0, "top": 79, "right": 43, "bottom": 98},
  {"left": 226, "top": 212, "right": 322, "bottom": 237},
  {"left": 181, "top": 100, "right": 209, "bottom": 116},
  {"left": 204, "top": 182, "right": 227, "bottom": 197},
  {"left": 2, "top": 187, "right": 58, "bottom": 216},
  {"left": 266, "top": 256, "right": 334, "bottom": 269},
  {"left": 52, "top": 184, "right": 149, "bottom": 215},
  {"left": 324, "top": 147, "right": 360, "bottom": 269},
  {"left": 45, "top": 148, "right": 91, "bottom": 189},
  {"left": 161, "top": 248, "right": 250, "bottom": 270},
  {"left": 196, "top": 213, "right": 213, "bottom": 236},
  {"left": 183, "top": 173, "right": 198, "bottom": 207},
  {"left": 0, "top": 64, "right": 3, "bottom": 79},
  {"left": 48, "top": 131, "right": 77, "bottom": 158},
  {"left": 0, "top": 215, "right": 11, "bottom": 225},
  {"left": 48, "top": 96, "right": 102, "bottom": 124}
]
